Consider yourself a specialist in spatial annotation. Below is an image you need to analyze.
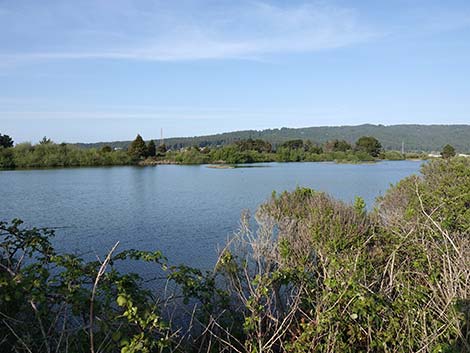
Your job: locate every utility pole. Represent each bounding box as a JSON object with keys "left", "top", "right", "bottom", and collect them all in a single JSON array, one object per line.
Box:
[
  {"left": 401, "top": 140, "right": 405, "bottom": 155},
  {"left": 160, "top": 128, "right": 164, "bottom": 146}
]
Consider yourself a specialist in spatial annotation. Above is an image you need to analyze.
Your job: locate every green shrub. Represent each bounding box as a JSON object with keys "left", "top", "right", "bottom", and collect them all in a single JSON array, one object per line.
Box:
[
  {"left": 0, "top": 220, "right": 174, "bottom": 353},
  {"left": 0, "top": 142, "right": 133, "bottom": 169},
  {"left": 381, "top": 150, "right": 405, "bottom": 160},
  {"left": 0, "top": 147, "right": 15, "bottom": 168}
]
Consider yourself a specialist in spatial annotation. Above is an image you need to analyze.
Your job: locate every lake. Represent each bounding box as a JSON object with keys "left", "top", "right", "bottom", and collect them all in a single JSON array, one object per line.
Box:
[{"left": 0, "top": 161, "right": 422, "bottom": 269}]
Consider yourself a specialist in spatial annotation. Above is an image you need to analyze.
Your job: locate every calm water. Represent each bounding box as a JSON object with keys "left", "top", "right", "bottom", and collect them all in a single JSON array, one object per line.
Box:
[{"left": 0, "top": 161, "right": 422, "bottom": 269}]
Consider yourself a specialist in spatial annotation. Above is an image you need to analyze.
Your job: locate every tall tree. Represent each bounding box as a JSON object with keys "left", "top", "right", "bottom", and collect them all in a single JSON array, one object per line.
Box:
[
  {"left": 156, "top": 143, "right": 167, "bottom": 156},
  {"left": 279, "top": 139, "right": 304, "bottom": 150},
  {"left": 128, "top": 134, "right": 148, "bottom": 159},
  {"left": 147, "top": 140, "right": 156, "bottom": 157},
  {"left": 0, "top": 133, "right": 14, "bottom": 148},
  {"left": 101, "top": 145, "right": 113, "bottom": 153},
  {"left": 304, "top": 140, "right": 323, "bottom": 154},
  {"left": 355, "top": 136, "right": 382, "bottom": 157},
  {"left": 39, "top": 136, "right": 52, "bottom": 145},
  {"left": 324, "top": 139, "right": 352, "bottom": 152},
  {"left": 235, "top": 138, "right": 272, "bottom": 153},
  {"left": 441, "top": 144, "right": 456, "bottom": 159}
]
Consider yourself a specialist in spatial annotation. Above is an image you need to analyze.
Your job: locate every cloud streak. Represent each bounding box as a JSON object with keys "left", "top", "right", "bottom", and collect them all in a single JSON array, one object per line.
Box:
[
  {"left": 0, "top": 108, "right": 342, "bottom": 121},
  {"left": 0, "top": 1, "right": 376, "bottom": 63}
]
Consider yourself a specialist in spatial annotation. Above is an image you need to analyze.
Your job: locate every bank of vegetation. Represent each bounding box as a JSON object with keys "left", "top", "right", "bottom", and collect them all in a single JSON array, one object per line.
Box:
[
  {"left": 0, "top": 135, "right": 133, "bottom": 169},
  {"left": 0, "top": 132, "right": 455, "bottom": 170},
  {"left": 164, "top": 136, "right": 423, "bottom": 165},
  {"left": 1, "top": 157, "right": 469, "bottom": 352}
]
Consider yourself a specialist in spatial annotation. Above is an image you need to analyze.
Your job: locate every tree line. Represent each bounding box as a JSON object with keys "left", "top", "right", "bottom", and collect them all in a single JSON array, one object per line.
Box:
[
  {"left": 146, "top": 135, "right": 448, "bottom": 165},
  {"left": 0, "top": 132, "right": 458, "bottom": 169}
]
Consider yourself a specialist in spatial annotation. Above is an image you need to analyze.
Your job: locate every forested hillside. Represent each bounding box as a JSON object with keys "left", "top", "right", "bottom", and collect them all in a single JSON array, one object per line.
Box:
[{"left": 76, "top": 124, "right": 470, "bottom": 152}]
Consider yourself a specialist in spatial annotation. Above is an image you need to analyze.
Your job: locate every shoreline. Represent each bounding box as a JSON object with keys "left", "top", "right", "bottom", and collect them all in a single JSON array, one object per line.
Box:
[{"left": 0, "top": 158, "right": 428, "bottom": 172}]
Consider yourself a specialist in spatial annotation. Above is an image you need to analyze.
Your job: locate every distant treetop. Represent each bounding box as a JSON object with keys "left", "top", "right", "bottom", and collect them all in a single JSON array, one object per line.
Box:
[
  {"left": 0, "top": 133, "right": 14, "bottom": 148},
  {"left": 441, "top": 144, "right": 456, "bottom": 159},
  {"left": 355, "top": 136, "right": 382, "bottom": 157},
  {"left": 128, "top": 134, "right": 148, "bottom": 159},
  {"left": 39, "top": 136, "right": 53, "bottom": 145}
]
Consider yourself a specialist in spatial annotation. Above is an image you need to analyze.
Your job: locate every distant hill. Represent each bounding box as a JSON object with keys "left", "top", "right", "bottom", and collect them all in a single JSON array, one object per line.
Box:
[{"left": 75, "top": 124, "right": 470, "bottom": 153}]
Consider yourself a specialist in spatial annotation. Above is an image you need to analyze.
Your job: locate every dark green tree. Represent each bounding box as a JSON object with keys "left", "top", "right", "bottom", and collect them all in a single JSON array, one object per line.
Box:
[
  {"left": 279, "top": 139, "right": 304, "bottom": 150},
  {"left": 235, "top": 139, "right": 272, "bottom": 153},
  {"left": 441, "top": 144, "right": 456, "bottom": 159},
  {"left": 147, "top": 140, "right": 156, "bottom": 157},
  {"left": 0, "top": 133, "right": 14, "bottom": 148},
  {"left": 101, "top": 145, "right": 113, "bottom": 153},
  {"left": 39, "top": 136, "right": 52, "bottom": 145},
  {"left": 355, "top": 136, "right": 382, "bottom": 157},
  {"left": 304, "top": 140, "right": 323, "bottom": 154},
  {"left": 128, "top": 134, "right": 148, "bottom": 159},
  {"left": 156, "top": 143, "right": 167, "bottom": 156},
  {"left": 324, "top": 139, "right": 352, "bottom": 152}
]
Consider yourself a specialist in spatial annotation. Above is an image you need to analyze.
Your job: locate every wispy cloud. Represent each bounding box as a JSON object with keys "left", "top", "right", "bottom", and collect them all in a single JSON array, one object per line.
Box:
[
  {"left": 0, "top": 109, "right": 339, "bottom": 121},
  {"left": 406, "top": 4, "right": 470, "bottom": 34},
  {"left": 0, "top": 0, "right": 376, "bottom": 64}
]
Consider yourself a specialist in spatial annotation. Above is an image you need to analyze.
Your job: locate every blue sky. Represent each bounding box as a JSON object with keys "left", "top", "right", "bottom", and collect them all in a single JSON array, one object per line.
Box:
[{"left": 1, "top": 0, "right": 470, "bottom": 143}]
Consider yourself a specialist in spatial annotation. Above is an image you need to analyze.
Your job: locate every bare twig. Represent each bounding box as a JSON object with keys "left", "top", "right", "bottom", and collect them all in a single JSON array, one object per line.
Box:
[{"left": 89, "top": 241, "right": 119, "bottom": 353}]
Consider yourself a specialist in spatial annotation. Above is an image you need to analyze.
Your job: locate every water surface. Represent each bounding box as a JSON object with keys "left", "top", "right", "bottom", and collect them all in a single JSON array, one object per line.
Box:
[{"left": 0, "top": 161, "right": 422, "bottom": 269}]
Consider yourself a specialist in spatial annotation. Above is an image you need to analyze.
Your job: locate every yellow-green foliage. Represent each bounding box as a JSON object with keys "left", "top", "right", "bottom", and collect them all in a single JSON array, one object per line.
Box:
[
  {"left": 211, "top": 159, "right": 469, "bottom": 352},
  {"left": 379, "top": 157, "right": 470, "bottom": 232},
  {"left": 0, "top": 142, "right": 132, "bottom": 169}
]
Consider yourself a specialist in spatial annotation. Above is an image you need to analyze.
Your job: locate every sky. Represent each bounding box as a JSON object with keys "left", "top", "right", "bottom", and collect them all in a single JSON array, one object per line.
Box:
[{"left": 1, "top": 0, "right": 470, "bottom": 143}]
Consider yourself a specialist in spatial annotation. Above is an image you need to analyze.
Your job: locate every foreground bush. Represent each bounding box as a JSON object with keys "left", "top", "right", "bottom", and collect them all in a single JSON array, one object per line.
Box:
[
  {"left": 1, "top": 158, "right": 469, "bottom": 352},
  {"left": 0, "top": 220, "right": 181, "bottom": 353}
]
